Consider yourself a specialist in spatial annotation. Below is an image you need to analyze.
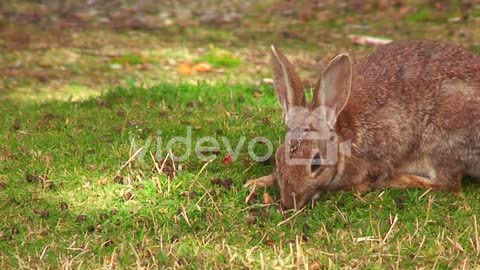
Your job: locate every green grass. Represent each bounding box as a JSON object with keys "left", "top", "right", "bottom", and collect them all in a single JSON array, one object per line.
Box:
[
  {"left": 1, "top": 1, "right": 480, "bottom": 267},
  {"left": 403, "top": 5, "right": 459, "bottom": 24},
  {"left": 1, "top": 83, "right": 480, "bottom": 268},
  {"left": 112, "top": 54, "right": 144, "bottom": 66},
  {"left": 471, "top": 45, "right": 480, "bottom": 54},
  {"left": 195, "top": 47, "right": 242, "bottom": 68}
]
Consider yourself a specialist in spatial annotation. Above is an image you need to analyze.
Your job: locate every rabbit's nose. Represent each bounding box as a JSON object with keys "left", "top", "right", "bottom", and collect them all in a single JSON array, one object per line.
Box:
[
  {"left": 279, "top": 201, "right": 290, "bottom": 210},
  {"left": 279, "top": 199, "right": 294, "bottom": 210},
  {"left": 280, "top": 192, "right": 299, "bottom": 210}
]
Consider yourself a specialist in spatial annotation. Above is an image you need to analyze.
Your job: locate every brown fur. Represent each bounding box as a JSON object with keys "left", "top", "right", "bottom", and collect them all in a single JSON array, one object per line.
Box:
[{"left": 247, "top": 41, "right": 480, "bottom": 210}]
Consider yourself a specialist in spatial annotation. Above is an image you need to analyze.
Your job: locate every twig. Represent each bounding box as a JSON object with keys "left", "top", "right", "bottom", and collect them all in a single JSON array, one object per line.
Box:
[
  {"left": 159, "top": 151, "right": 170, "bottom": 173},
  {"left": 237, "top": 204, "right": 276, "bottom": 212},
  {"left": 277, "top": 207, "right": 306, "bottom": 227},
  {"left": 194, "top": 160, "right": 222, "bottom": 216},
  {"left": 474, "top": 215, "right": 479, "bottom": 255},
  {"left": 129, "top": 243, "right": 141, "bottom": 268},
  {"left": 418, "top": 188, "right": 432, "bottom": 200},
  {"left": 181, "top": 207, "right": 192, "bottom": 227},
  {"left": 168, "top": 149, "right": 177, "bottom": 178},
  {"left": 150, "top": 151, "right": 162, "bottom": 174},
  {"left": 118, "top": 146, "right": 144, "bottom": 173},
  {"left": 354, "top": 236, "right": 378, "bottom": 243},
  {"left": 413, "top": 235, "right": 426, "bottom": 260},
  {"left": 382, "top": 214, "right": 398, "bottom": 244},
  {"left": 245, "top": 180, "right": 258, "bottom": 204},
  {"left": 195, "top": 159, "right": 213, "bottom": 178},
  {"left": 109, "top": 248, "right": 117, "bottom": 269},
  {"left": 198, "top": 181, "right": 223, "bottom": 216},
  {"left": 242, "top": 163, "right": 255, "bottom": 174}
]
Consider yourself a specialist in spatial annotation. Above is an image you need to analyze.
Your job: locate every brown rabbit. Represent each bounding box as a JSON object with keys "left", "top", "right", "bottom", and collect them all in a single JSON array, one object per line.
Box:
[{"left": 246, "top": 41, "right": 480, "bottom": 210}]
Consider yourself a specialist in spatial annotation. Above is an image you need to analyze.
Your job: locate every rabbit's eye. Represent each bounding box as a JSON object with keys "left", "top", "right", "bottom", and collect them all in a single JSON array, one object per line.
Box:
[{"left": 311, "top": 153, "right": 322, "bottom": 173}]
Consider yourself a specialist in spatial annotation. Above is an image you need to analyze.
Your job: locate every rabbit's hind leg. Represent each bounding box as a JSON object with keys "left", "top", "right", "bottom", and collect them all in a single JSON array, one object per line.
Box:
[
  {"left": 373, "top": 174, "right": 437, "bottom": 190},
  {"left": 373, "top": 157, "right": 462, "bottom": 191},
  {"left": 392, "top": 157, "right": 463, "bottom": 191}
]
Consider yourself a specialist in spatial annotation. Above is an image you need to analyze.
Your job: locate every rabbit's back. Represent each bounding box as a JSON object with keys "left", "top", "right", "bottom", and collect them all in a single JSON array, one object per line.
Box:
[
  {"left": 344, "top": 41, "right": 480, "bottom": 181},
  {"left": 351, "top": 40, "right": 480, "bottom": 113}
]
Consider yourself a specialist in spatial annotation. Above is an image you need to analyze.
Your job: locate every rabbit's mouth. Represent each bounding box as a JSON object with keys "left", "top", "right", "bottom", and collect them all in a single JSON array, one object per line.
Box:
[
  {"left": 280, "top": 186, "right": 327, "bottom": 210},
  {"left": 312, "top": 191, "right": 322, "bottom": 201}
]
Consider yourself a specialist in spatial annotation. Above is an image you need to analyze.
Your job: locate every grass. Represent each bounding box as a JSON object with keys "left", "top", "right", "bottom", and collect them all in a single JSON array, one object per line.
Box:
[
  {"left": 471, "top": 45, "right": 480, "bottom": 54},
  {"left": 112, "top": 54, "right": 145, "bottom": 66},
  {"left": 1, "top": 82, "right": 480, "bottom": 268},
  {"left": 195, "top": 46, "right": 242, "bottom": 68},
  {"left": 1, "top": 0, "right": 480, "bottom": 268},
  {"left": 403, "top": 6, "right": 449, "bottom": 23}
]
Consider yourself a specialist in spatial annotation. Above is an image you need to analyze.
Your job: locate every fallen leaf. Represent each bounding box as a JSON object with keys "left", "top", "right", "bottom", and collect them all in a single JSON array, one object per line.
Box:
[
  {"left": 398, "top": 6, "right": 410, "bottom": 18},
  {"left": 192, "top": 62, "right": 212, "bottom": 72},
  {"left": 39, "top": 210, "right": 49, "bottom": 218},
  {"left": 114, "top": 175, "right": 124, "bottom": 184},
  {"left": 261, "top": 78, "right": 273, "bottom": 85},
  {"left": 83, "top": 180, "right": 91, "bottom": 189},
  {"left": 123, "top": 191, "right": 133, "bottom": 201},
  {"left": 253, "top": 89, "right": 264, "bottom": 97},
  {"left": 263, "top": 192, "right": 274, "bottom": 205},
  {"left": 76, "top": 214, "right": 86, "bottom": 223},
  {"left": 246, "top": 214, "right": 256, "bottom": 224},
  {"left": 11, "top": 225, "right": 19, "bottom": 235},
  {"left": 310, "top": 261, "right": 321, "bottom": 270},
  {"left": 12, "top": 119, "right": 21, "bottom": 130},
  {"left": 1, "top": 146, "right": 10, "bottom": 161},
  {"left": 211, "top": 178, "right": 222, "bottom": 186},
  {"left": 349, "top": 35, "right": 392, "bottom": 46},
  {"left": 99, "top": 177, "right": 108, "bottom": 185},
  {"left": 453, "top": 241, "right": 464, "bottom": 252},
  {"left": 221, "top": 178, "right": 233, "bottom": 189},
  {"left": 448, "top": 17, "right": 462, "bottom": 23},
  {"left": 221, "top": 154, "right": 232, "bottom": 165},
  {"left": 178, "top": 63, "right": 193, "bottom": 74},
  {"left": 60, "top": 202, "right": 68, "bottom": 211}
]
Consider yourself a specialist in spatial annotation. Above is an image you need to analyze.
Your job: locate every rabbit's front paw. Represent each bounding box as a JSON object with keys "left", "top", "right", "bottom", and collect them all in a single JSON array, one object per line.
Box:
[{"left": 244, "top": 174, "right": 275, "bottom": 189}]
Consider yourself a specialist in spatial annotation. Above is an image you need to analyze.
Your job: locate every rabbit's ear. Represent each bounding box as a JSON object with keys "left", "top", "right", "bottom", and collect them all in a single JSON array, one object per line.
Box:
[
  {"left": 312, "top": 54, "right": 352, "bottom": 117},
  {"left": 271, "top": 45, "right": 306, "bottom": 123}
]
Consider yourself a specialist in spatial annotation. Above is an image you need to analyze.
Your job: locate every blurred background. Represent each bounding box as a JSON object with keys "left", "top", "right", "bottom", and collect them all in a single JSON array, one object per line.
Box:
[{"left": 1, "top": 0, "right": 479, "bottom": 102}]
